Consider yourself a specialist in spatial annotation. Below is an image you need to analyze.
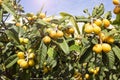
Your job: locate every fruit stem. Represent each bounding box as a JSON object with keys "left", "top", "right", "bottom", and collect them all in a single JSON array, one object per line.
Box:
[
  {"left": 25, "top": 52, "right": 29, "bottom": 62},
  {"left": 99, "top": 37, "right": 103, "bottom": 44}
]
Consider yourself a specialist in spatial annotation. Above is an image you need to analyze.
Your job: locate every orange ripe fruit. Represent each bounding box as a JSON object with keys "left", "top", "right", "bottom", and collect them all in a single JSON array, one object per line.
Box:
[
  {"left": 84, "top": 23, "right": 93, "bottom": 34},
  {"left": 28, "top": 59, "right": 35, "bottom": 67},
  {"left": 102, "top": 19, "right": 110, "bottom": 28},
  {"left": 105, "top": 36, "right": 114, "bottom": 44},
  {"left": 17, "top": 52, "right": 25, "bottom": 59},
  {"left": 20, "top": 60, "right": 29, "bottom": 69},
  {"left": 56, "top": 30, "right": 64, "bottom": 38},
  {"left": 85, "top": 74, "right": 90, "bottom": 79},
  {"left": 28, "top": 53, "right": 35, "bottom": 59},
  {"left": 15, "top": 22, "right": 21, "bottom": 27},
  {"left": 92, "top": 44, "right": 102, "bottom": 53},
  {"left": 49, "top": 30, "right": 57, "bottom": 38},
  {"left": 113, "top": 6, "right": 120, "bottom": 14},
  {"left": 66, "top": 27, "right": 75, "bottom": 34},
  {"left": 113, "top": 0, "right": 120, "bottom": 5},
  {"left": 39, "top": 13, "right": 46, "bottom": 19},
  {"left": 102, "top": 43, "right": 111, "bottom": 53},
  {"left": 27, "top": 17, "right": 33, "bottom": 21},
  {"left": 17, "top": 59, "right": 25, "bottom": 65},
  {"left": 0, "top": 0, "right": 2, "bottom": 5},
  {"left": 93, "top": 24, "right": 101, "bottom": 34},
  {"left": 94, "top": 19, "right": 102, "bottom": 27},
  {"left": 43, "top": 36, "right": 51, "bottom": 44},
  {"left": 98, "top": 32, "right": 106, "bottom": 42}
]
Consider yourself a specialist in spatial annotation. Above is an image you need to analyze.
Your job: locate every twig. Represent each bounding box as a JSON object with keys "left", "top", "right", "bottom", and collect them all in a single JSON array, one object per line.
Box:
[{"left": 4, "top": 13, "right": 10, "bottom": 22}]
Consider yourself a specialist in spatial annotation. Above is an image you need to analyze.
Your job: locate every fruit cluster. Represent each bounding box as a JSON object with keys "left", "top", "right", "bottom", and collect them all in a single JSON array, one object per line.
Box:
[
  {"left": 113, "top": 0, "right": 120, "bottom": 14},
  {"left": 88, "top": 67, "right": 100, "bottom": 75},
  {"left": 43, "top": 26, "right": 75, "bottom": 44},
  {"left": 19, "top": 37, "right": 29, "bottom": 44},
  {"left": 17, "top": 49, "right": 35, "bottom": 69},
  {"left": 73, "top": 71, "right": 92, "bottom": 80},
  {"left": 84, "top": 19, "right": 110, "bottom": 34},
  {"left": 84, "top": 18, "right": 114, "bottom": 54},
  {"left": 92, "top": 43, "right": 111, "bottom": 53}
]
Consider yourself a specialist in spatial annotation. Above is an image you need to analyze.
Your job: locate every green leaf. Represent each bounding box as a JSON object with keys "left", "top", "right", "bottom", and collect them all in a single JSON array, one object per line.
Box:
[
  {"left": 92, "top": 5, "right": 99, "bottom": 17},
  {"left": 0, "top": 75, "right": 11, "bottom": 80},
  {"left": 57, "top": 38, "right": 70, "bottom": 54},
  {"left": 96, "top": 3, "right": 104, "bottom": 18},
  {"left": 0, "top": 9, "right": 3, "bottom": 22},
  {"left": 70, "top": 17, "right": 81, "bottom": 34},
  {"left": 107, "top": 29, "right": 120, "bottom": 36},
  {"left": 2, "top": 2, "right": 16, "bottom": 16},
  {"left": 0, "top": 42, "right": 4, "bottom": 47},
  {"left": 6, "top": 57, "right": 18, "bottom": 69},
  {"left": 92, "top": 3, "right": 104, "bottom": 18},
  {"left": 60, "top": 12, "right": 73, "bottom": 17},
  {"left": 60, "top": 12, "right": 81, "bottom": 34},
  {"left": 5, "top": 29, "right": 19, "bottom": 44},
  {"left": 81, "top": 38, "right": 91, "bottom": 55},
  {"left": 112, "top": 45, "right": 120, "bottom": 60},
  {"left": 70, "top": 44, "right": 80, "bottom": 52},
  {"left": 16, "top": 45, "right": 25, "bottom": 51},
  {"left": 113, "top": 14, "right": 120, "bottom": 25},
  {"left": 2, "top": 42, "right": 13, "bottom": 54},
  {"left": 5, "top": 54, "right": 18, "bottom": 68},
  {"left": 53, "top": 38, "right": 69, "bottom": 54},
  {"left": 76, "top": 18, "right": 90, "bottom": 23},
  {"left": 37, "top": 19, "right": 50, "bottom": 26},
  {"left": 47, "top": 47, "right": 55, "bottom": 59},
  {"left": 37, "top": 42, "right": 47, "bottom": 68},
  {"left": 106, "top": 51, "right": 115, "bottom": 69},
  {"left": 79, "top": 46, "right": 92, "bottom": 63},
  {"left": 75, "top": 16, "right": 87, "bottom": 19},
  {"left": 49, "top": 59, "right": 57, "bottom": 68},
  {"left": 103, "top": 11, "right": 112, "bottom": 20}
]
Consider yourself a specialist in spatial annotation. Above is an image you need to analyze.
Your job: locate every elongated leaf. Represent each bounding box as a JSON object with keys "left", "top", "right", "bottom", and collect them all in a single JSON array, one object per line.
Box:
[
  {"left": 112, "top": 14, "right": 120, "bottom": 25},
  {"left": 92, "top": 5, "right": 98, "bottom": 17},
  {"left": 96, "top": 3, "right": 104, "bottom": 18},
  {"left": 2, "top": 2, "right": 15, "bottom": 16},
  {"left": 5, "top": 54, "right": 18, "bottom": 68},
  {"left": 58, "top": 38, "right": 69, "bottom": 54},
  {"left": 92, "top": 3, "right": 104, "bottom": 18},
  {"left": 54, "top": 38, "right": 70, "bottom": 54},
  {"left": 80, "top": 38, "right": 91, "bottom": 55},
  {"left": 0, "top": 75, "right": 11, "bottom": 80},
  {"left": 103, "top": 11, "right": 112, "bottom": 20},
  {"left": 75, "top": 16, "right": 88, "bottom": 19},
  {"left": 37, "top": 42, "right": 47, "bottom": 68},
  {"left": 51, "top": 60, "right": 57, "bottom": 68},
  {"left": 37, "top": 19, "right": 50, "bottom": 26},
  {"left": 0, "top": 9, "right": 3, "bottom": 22},
  {"left": 5, "top": 30, "right": 19, "bottom": 44},
  {"left": 106, "top": 51, "right": 115, "bottom": 69},
  {"left": 70, "top": 44, "right": 80, "bottom": 52},
  {"left": 60, "top": 12, "right": 81, "bottom": 34},
  {"left": 79, "top": 46, "right": 92, "bottom": 63},
  {"left": 76, "top": 18, "right": 90, "bottom": 23},
  {"left": 70, "top": 17, "right": 81, "bottom": 34},
  {"left": 6, "top": 57, "right": 18, "bottom": 68},
  {"left": 2, "top": 42, "right": 13, "bottom": 54},
  {"left": 60, "top": 12, "right": 73, "bottom": 17},
  {"left": 112, "top": 45, "right": 120, "bottom": 60},
  {"left": 16, "top": 45, "right": 25, "bottom": 51},
  {"left": 0, "top": 42, "right": 4, "bottom": 47},
  {"left": 47, "top": 47, "right": 55, "bottom": 59}
]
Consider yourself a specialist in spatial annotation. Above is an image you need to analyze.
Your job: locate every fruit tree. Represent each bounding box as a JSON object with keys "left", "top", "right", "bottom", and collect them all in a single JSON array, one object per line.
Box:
[{"left": 0, "top": 0, "right": 120, "bottom": 80}]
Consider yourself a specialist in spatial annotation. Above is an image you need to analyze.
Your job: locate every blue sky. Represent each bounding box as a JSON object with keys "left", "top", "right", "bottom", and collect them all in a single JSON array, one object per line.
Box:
[{"left": 20, "top": 0, "right": 115, "bottom": 17}]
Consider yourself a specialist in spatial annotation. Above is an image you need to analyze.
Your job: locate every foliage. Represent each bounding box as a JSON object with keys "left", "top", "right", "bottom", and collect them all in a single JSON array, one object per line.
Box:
[{"left": 0, "top": 0, "right": 120, "bottom": 80}]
